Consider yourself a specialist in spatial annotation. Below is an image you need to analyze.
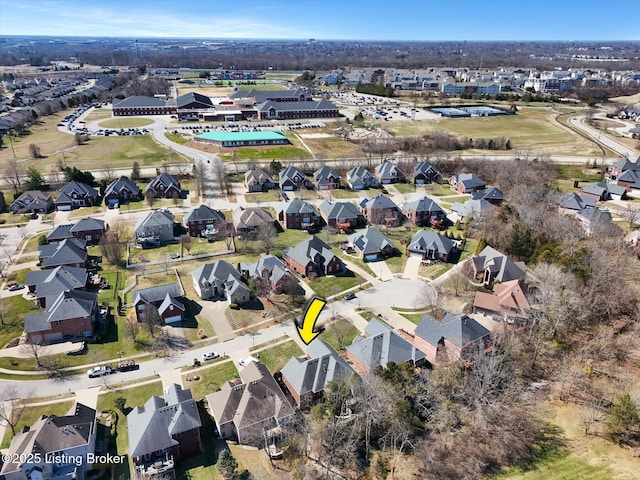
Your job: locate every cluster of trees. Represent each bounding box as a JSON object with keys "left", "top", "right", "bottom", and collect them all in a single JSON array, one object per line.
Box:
[{"left": 355, "top": 82, "right": 395, "bottom": 98}]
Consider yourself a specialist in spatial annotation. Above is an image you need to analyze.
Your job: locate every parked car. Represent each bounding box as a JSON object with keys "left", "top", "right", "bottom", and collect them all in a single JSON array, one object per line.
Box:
[
  {"left": 238, "top": 356, "right": 259, "bottom": 367},
  {"left": 87, "top": 366, "right": 112, "bottom": 378},
  {"left": 344, "top": 292, "right": 356, "bottom": 301},
  {"left": 117, "top": 360, "right": 138, "bottom": 372},
  {"left": 8, "top": 284, "right": 25, "bottom": 292},
  {"left": 203, "top": 352, "right": 220, "bottom": 361}
]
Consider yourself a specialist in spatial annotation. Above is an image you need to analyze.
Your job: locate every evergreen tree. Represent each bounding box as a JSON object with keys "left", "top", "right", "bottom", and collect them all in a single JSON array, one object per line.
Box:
[{"left": 217, "top": 449, "right": 238, "bottom": 479}]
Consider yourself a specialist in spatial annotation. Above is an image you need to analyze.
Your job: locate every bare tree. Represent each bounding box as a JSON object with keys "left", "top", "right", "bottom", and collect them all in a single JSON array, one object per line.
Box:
[
  {"left": 213, "top": 160, "right": 229, "bottom": 198},
  {"left": 0, "top": 386, "right": 32, "bottom": 436},
  {"left": 145, "top": 190, "right": 156, "bottom": 208},
  {"left": 21, "top": 337, "right": 45, "bottom": 368},
  {"left": 3, "top": 158, "right": 24, "bottom": 194},
  {"left": 124, "top": 315, "right": 140, "bottom": 345},
  {"left": 98, "top": 221, "right": 129, "bottom": 267},
  {"left": 622, "top": 204, "right": 640, "bottom": 229},
  {"left": 139, "top": 305, "right": 161, "bottom": 338},
  {"left": 101, "top": 165, "right": 116, "bottom": 183},
  {"left": 257, "top": 223, "right": 277, "bottom": 255},
  {"left": 194, "top": 160, "right": 207, "bottom": 198},
  {"left": 28, "top": 143, "right": 41, "bottom": 159},
  {"left": 131, "top": 161, "right": 141, "bottom": 181},
  {"left": 180, "top": 234, "right": 192, "bottom": 255}
]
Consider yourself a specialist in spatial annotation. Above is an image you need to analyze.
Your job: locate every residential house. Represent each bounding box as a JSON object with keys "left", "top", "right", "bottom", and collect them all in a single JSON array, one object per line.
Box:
[
  {"left": 313, "top": 166, "right": 341, "bottom": 190},
  {"left": 471, "top": 186, "right": 505, "bottom": 205},
  {"left": 576, "top": 206, "right": 613, "bottom": 234},
  {"left": 10, "top": 190, "right": 53, "bottom": 214},
  {"left": 413, "top": 161, "right": 442, "bottom": 184},
  {"left": 346, "top": 319, "right": 426, "bottom": 374},
  {"left": 103, "top": 176, "right": 142, "bottom": 207},
  {"left": 404, "top": 313, "right": 492, "bottom": 364},
  {"left": 450, "top": 198, "right": 495, "bottom": 220},
  {"left": 132, "top": 283, "right": 185, "bottom": 325},
  {"left": 26, "top": 266, "right": 88, "bottom": 308},
  {"left": 283, "top": 236, "right": 344, "bottom": 277},
  {"left": 127, "top": 384, "right": 202, "bottom": 479},
  {"left": 232, "top": 206, "right": 274, "bottom": 236},
  {"left": 244, "top": 167, "right": 276, "bottom": 192},
  {"left": 470, "top": 246, "right": 526, "bottom": 285},
  {"left": 359, "top": 195, "right": 402, "bottom": 227},
  {"left": 449, "top": 173, "right": 487, "bottom": 193},
  {"left": 144, "top": 173, "right": 182, "bottom": 199},
  {"left": 0, "top": 403, "right": 97, "bottom": 480},
  {"left": 407, "top": 230, "right": 456, "bottom": 261},
  {"left": 47, "top": 217, "right": 106, "bottom": 244},
  {"left": 184, "top": 204, "right": 227, "bottom": 239},
  {"left": 374, "top": 158, "right": 405, "bottom": 184},
  {"left": 402, "top": 197, "right": 446, "bottom": 227},
  {"left": 279, "top": 166, "right": 310, "bottom": 191},
  {"left": 580, "top": 182, "right": 628, "bottom": 201},
  {"left": 240, "top": 255, "right": 296, "bottom": 294},
  {"left": 206, "top": 361, "right": 296, "bottom": 446},
  {"left": 473, "top": 279, "right": 530, "bottom": 323},
  {"left": 346, "top": 166, "right": 378, "bottom": 190},
  {"left": 54, "top": 181, "right": 99, "bottom": 211},
  {"left": 38, "top": 238, "right": 88, "bottom": 269},
  {"left": 275, "top": 198, "right": 320, "bottom": 230},
  {"left": 135, "top": 209, "right": 175, "bottom": 246},
  {"left": 281, "top": 339, "right": 355, "bottom": 409},
  {"left": 25, "top": 290, "right": 98, "bottom": 344},
  {"left": 616, "top": 169, "right": 640, "bottom": 192},
  {"left": 607, "top": 158, "right": 639, "bottom": 180},
  {"left": 348, "top": 226, "right": 398, "bottom": 262},
  {"left": 191, "top": 260, "right": 251, "bottom": 304},
  {"left": 318, "top": 200, "right": 366, "bottom": 231},
  {"left": 558, "top": 192, "right": 597, "bottom": 211}
]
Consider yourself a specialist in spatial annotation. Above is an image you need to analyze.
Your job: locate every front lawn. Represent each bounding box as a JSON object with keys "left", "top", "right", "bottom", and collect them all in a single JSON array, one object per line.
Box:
[
  {"left": 0, "top": 295, "right": 37, "bottom": 349},
  {"left": 323, "top": 318, "right": 361, "bottom": 351},
  {"left": 244, "top": 190, "right": 282, "bottom": 203},
  {"left": 325, "top": 188, "right": 359, "bottom": 199},
  {"left": 394, "top": 183, "right": 417, "bottom": 194},
  {"left": 182, "top": 360, "right": 238, "bottom": 401},
  {"left": 254, "top": 339, "right": 304, "bottom": 373},
  {"left": 308, "top": 271, "right": 365, "bottom": 298}
]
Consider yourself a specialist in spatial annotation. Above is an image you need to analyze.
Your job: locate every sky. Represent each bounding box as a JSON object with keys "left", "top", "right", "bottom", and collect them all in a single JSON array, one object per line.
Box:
[{"left": 0, "top": 0, "right": 638, "bottom": 41}]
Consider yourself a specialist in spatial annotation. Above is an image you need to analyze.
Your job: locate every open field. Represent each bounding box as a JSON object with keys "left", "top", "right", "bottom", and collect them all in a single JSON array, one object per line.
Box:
[
  {"left": 299, "top": 135, "right": 364, "bottom": 158},
  {"left": 380, "top": 107, "right": 604, "bottom": 157}
]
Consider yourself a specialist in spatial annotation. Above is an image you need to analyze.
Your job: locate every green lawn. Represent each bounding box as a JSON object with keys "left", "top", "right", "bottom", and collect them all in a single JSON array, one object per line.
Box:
[
  {"left": 225, "top": 145, "right": 311, "bottom": 161},
  {"left": 399, "top": 312, "right": 425, "bottom": 325},
  {"left": 308, "top": 271, "right": 365, "bottom": 298},
  {"left": 322, "top": 318, "right": 361, "bottom": 351},
  {"left": 1, "top": 400, "right": 75, "bottom": 448},
  {"left": 97, "top": 381, "right": 164, "bottom": 480},
  {"left": 394, "top": 183, "right": 417, "bottom": 194},
  {"left": 19, "top": 232, "right": 46, "bottom": 254},
  {"left": 165, "top": 132, "right": 190, "bottom": 145},
  {"left": 0, "top": 295, "right": 37, "bottom": 349},
  {"left": 182, "top": 360, "right": 238, "bottom": 401},
  {"left": 325, "top": 188, "right": 359, "bottom": 199},
  {"left": 359, "top": 310, "right": 379, "bottom": 322},
  {"left": 99, "top": 118, "right": 154, "bottom": 128},
  {"left": 385, "top": 251, "right": 407, "bottom": 274},
  {"left": 254, "top": 339, "right": 304, "bottom": 373},
  {"left": 423, "top": 183, "right": 456, "bottom": 196},
  {"left": 244, "top": 190, "right": 282, "bottom": 203}
]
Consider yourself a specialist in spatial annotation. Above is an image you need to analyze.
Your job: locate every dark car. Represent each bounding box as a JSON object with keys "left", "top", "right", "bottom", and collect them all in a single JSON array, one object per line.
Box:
[{"left": 344, "top": 293, "right": 356, "bottom": 301}]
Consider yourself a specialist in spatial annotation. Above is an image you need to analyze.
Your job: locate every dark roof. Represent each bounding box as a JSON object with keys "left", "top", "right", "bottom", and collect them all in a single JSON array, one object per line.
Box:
[
  {"left": 472, "top": 246, "right": 525, "bottom": 283},
  {"left": 275, "top": 198, "right": 318, "bottom": 216},
  {"left": 71, "top": 217, "right": 105, "bottom": 233},
  {"left": 413, "top": 161, "right": 442, "bottom": 178},
  {"left": 283, "top": 235, "right": 339, "bottom": 268},
  {"left": 471, "top": 187, "right": 504, "bottom": 201},
  {"left": 415, "top": 313, "right": 491, "bottom": 349},
  {"left": 26, "top": 266, "right": 87, "bottom": 300},
  {"left": 402, "top": 197, "right": 444, "bottom": 215},
  {"left": 452, "top": 173, "right": 486, "bottom": 189},
  {"left": 348, "top": 227, "right": 396, "bottom": 255},
  {"left": 318, "top": 200, "right": 361, "bottom": 220},
  {"left": 232, "top": 207, "right": 274, "bottom": 230},
  {"left": 113, "top": 96, "right": 167, "bottom": 108},
  {"left": 24, "top": 290, "right": 97, "bottom": 334},
  {"left": 176, "top": 91, "right": 213, "bottom": 108},
  {"left": 104, "top": 176, "right": 141, "bottom": 197},
  {"left": 47, "top": 223, "right": 74, "bottom": 242},
  {"left": 56, "top": 181, "right": 98, "bottom": 203},
  {"left": 558, "top": 192, "right": 596, "bottom": 210},
  {"left": 38, "top": 238, "right": 87, "bottom": 267},
  {"left": 132, "top": 283, "right": 182, "bottom": 306},
  {"left": 360, "top": 194, "right": 400, "bottom": 211},
  {"left": 408, "top": 230, "right": 456, "bottom": 255},
  {"left": 257, "top": 99, "right": 338, "bottom": 112},
  {"left": 185, "top": 204, "right": 226, "bottom": 224},
  {"left": 375, "top": 159, "right": 404, "bottom": 181},
  {"left": 144, "top": 173, "right": 180, "bottom": 194}
]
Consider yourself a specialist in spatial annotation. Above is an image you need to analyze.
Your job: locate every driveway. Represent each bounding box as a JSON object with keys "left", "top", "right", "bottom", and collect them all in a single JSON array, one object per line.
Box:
[
  {"left": 403, "top": 255, "right": 422, "bottom": 279},
  {"left": 198, "top": 298, "right": 236, "bottom": 342}
]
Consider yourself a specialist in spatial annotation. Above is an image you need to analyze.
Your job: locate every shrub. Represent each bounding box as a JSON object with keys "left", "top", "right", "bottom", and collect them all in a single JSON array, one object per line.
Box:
[{"left": 229, "top": 303, "right": 239, "bottom": 310}]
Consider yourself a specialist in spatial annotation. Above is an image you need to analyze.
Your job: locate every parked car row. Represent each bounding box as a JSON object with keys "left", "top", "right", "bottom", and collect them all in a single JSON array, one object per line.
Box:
[{"left": 87, "top": 360, "right": 139, "bottom": 378}]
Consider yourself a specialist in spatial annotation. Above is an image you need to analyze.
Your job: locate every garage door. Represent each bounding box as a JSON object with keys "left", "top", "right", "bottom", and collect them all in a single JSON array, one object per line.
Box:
[
  {"left": 283, "top": 186, "right": 294, "bottom": 191},
  {"left": 44, "top": 332, "right": 64, "bottom": 343},
  {"left": 57, "top": 205, "right": 71, "bottom": 211},
  {"left": 409, "top": 251, "right": 424, "bottom": 259},
  {"left": 164, "top": 315, "right": 182, "bottom": 324},
  {"left": 365, "top": 254, "right": 378, "bottom": 262},
  {"left": 353, "top": 185, "right": 363, "bottom": 190},
  {"left": 416, "top": 179, "right": 425, "bottom": 185}
]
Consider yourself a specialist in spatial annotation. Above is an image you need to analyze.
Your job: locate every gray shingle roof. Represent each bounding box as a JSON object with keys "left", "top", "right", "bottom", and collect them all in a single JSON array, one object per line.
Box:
[
  {"left": 135, "top": 209, "right": 174, "bottom": 233},
  {"left": 415, "top": 313, "right": 491, "bottom": 349},
  {"left": 278, "top": 166, "right": 308, "bottom": 188},
  {"left": 283, "top": 235, "right": 338, "bottom": 269},
  {"left": 281, "top": 340, "right": 354, "bottom": 399},
  {"left": 132, "top": 283, "right": 182, "bottom": 307},
  {"left": 408, "top": 230, "right": 456, "bottom": 256},
  {"left": 244, "top": 167, "right": 274, "bottom": 185},
  {"left": 473, "top": 246, "right": 525, "bottom": 283},
  {"left": 360, "top": 194, "right": 400, "bottom": 211},
  {"left": 24, "top": 290, "right": 97, "bottom": 334},
  {"left": 452, "top": 173, "right": 486, "bottom": 189},
  {"left": 348, "top": 227, "right": 396, "bottom": 255},
  {"left": 144, "top": 173, "right": 180, "bottom": 194},
  {"left": 56, "top": 181, "right": 98, "bottom": 203},
  {"left": 176, "top": 91, "right": 213, "bottom": 108},
  {"left": 318, "top": 200, "right": 361, "bottom": 220},
  {"left": 346, "top": 166, "right": 376, "bottom": 187},
  {"left": 47, "top": 223, "right": 74, "bottom": 242},
  {"left": 275, "top": 198, "right": 318, "bottom": 216},
  {"left": 71, "top": 217, "right": 105, "bottom": 233},
  {"left": 26, "top": 266, "right": 88, "bottom": 301},
  {"left": 451, "top": 198, "right": 494, "bottom": 218},
  {"left": 38, "top": 238, "right": 87, "bottom": 267},
  {"left": 471, "top": 187, "right": 504, "bottom": 201},
  {"left": 104, "top": 176, "right": 141, "bottom": 198},
  {"left": 346, "top": 319, "right": 425, "bottom": 370},
  {"left": 257, "top": 99, "right": 338, "bottom": 113},
  {"left": 375, "top": 159, "right": 404, "bottom": 181},
  {"left": 413, "top": 161, "right": 442, "bottom": 178},
  {"left": 185, "top": 204, "right": 226, "bottom": 224},
  {"left": 402, "top": 197, "right": 444, "bottom": 215},
  {"left": 127, "top": 384, "right": 201, "bottom": 458},
  {"left": 232, "top": 207, "right": 274, "bottom": 230},
  {"left": 558, "top": 192, "right": 596, "bottom": 210}
]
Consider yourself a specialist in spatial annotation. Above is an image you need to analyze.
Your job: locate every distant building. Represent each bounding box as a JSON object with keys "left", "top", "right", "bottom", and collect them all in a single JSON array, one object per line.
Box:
[
  {"left": 112, "top": 96, "right": 176, "bottom": 116},
  {"left": 194, "top": 130, "right": 291, "bottom": 147}
]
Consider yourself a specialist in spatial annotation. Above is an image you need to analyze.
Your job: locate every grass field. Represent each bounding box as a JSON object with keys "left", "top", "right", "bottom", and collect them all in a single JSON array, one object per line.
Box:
[
  {"left": 244, "top": 190, "right": 282, "bottom": 203},
  {"left": 254, "top": 339, "right": 304, "bottom": 373},
  {"left": 0, "top": 295, "right": 38, "bottom": 350},
  {"left": 325, "top": 188, "right": 359, "bottom": 199},
  {"left": 99, "top": 118, "right": 154, "bottom": 128},
  {"left": 182, "top": 360, "right": 238, "bottom": 401},
  {"left": 221, "top": 145, "right": 311, "bottom": 161},
  {"left": 308, "top": 271, "right": 365, "bottom": 298},
  {"left": 1, "top": 400, "right": 75, "bottom": 448},
  {"left": 299, "top": 135, "right": 364, "bottom": 158}
]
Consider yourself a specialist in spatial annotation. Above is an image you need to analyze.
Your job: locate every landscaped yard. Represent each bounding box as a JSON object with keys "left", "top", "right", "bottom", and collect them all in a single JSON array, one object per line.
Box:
[
  {"left": 1, "top": 400, "right": 75, "bottom": 448},
  {"left": 308, "top": 271, "right": 366, "bottom": 298},
  {"left": 253, "top": 339, "right": 304, "bottom": 373},
  {"left": 424, "top": 183, "right": 457, "bottom": 196},
  {"left": 322, "top": 318, "right": 361, "bottom": 351},
  {"left": 245, "top": 190, "right": 282, "bottom": 203},
  {"left": 399, "top": 312, "right": 426, "bottom": 325},
  {"left": 129, "top": 237, "right": 232, "bottom": 265},
  {"left": 181, "top": 360, "right": 238, "bottom": 401}
]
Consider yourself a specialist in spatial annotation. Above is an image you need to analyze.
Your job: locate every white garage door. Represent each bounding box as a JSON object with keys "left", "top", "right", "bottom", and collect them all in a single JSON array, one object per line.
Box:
[
  {"left": 57, "top": 205, "right": 71, "bottom": 211},
  {"left": 409, "top": 251, "right": 423, "bottom": 259}
]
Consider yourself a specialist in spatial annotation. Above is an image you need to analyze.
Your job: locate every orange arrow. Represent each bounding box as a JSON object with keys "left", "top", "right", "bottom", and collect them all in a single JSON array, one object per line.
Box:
[{"left": 296, "top": 297, "right": 326, "bottom": 345}]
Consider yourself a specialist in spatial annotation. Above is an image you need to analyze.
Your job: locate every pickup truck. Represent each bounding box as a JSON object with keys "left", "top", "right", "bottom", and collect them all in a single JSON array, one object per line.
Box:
[{"left": 116, "top": 360, "right": 138, "bottom": 372}]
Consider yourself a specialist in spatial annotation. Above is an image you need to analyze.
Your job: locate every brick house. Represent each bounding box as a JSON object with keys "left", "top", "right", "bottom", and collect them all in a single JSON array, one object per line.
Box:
[
  {"left": 144, "top": 173, "right": 182, "bottom": 199},
  {"left": 283, "top": 236, "right": 344, "bottom": 277},
  {"left": 103, "top": 176, "right": 142, "bottom": 206},
  {"left": 54, "top": 181, "right": 99, "bottom": 211},
  {"left": 184, "top": 204, "right": 227, "bottom": 238},
  {"left": 131, "top": 283, "right": 185, "bottom": 325},
  {"left": 275, "top": 198, "right": 320, "bottom": 230},
  {"left": 402, "top": 197, "right": 446, "bottom": 227},
  {"left": 359, "top": 195, "right": 402, "bottom": 227}
]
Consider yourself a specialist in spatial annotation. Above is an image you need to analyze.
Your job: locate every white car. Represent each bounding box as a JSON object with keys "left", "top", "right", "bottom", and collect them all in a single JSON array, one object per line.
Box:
[
  {"left": 203, "top": 352, "right": 220, "bottom": 361},
  {"left": 238, "top": 356, "right": 259, "bottom": 367},
  {"left": 87, "top": 366, "right": 112, "bottom": 378}
]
